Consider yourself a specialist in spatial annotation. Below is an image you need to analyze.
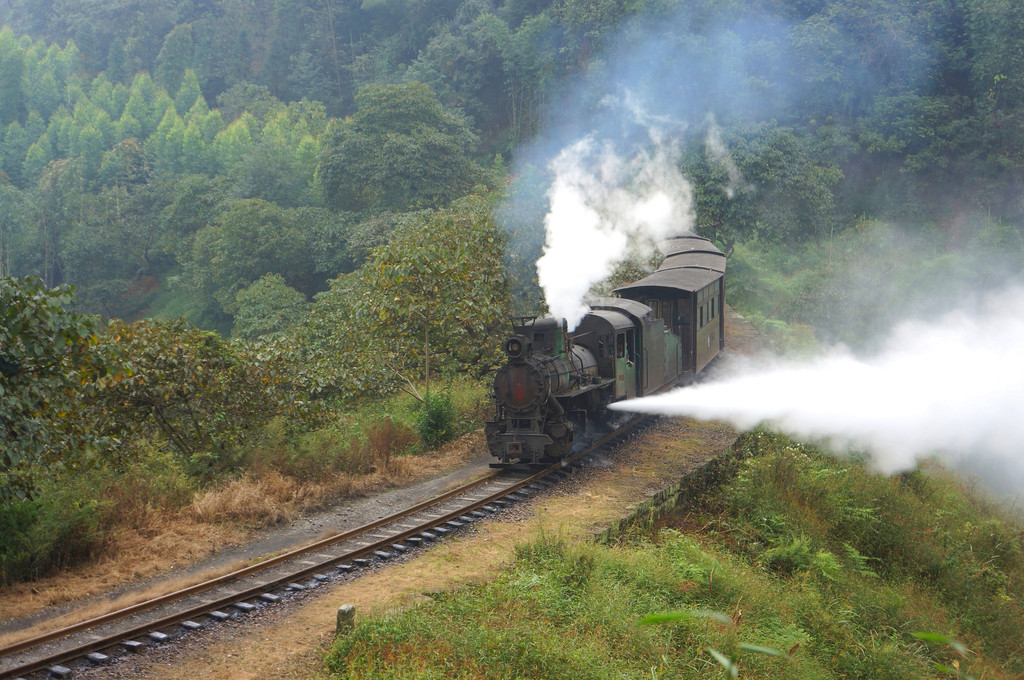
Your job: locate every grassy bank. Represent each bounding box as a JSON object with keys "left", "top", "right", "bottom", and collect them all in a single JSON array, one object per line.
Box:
[
  {"left": 326, "top": 429, "right": 1024, "bottom": 679},
  {"left": 1, "top": 378, "right": 489, "bottom": 587}
]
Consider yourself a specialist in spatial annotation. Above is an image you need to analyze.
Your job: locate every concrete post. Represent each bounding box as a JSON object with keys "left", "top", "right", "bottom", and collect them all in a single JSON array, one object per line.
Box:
[{"left": 336, "top": 604, "right": 356, "bottom": 636}]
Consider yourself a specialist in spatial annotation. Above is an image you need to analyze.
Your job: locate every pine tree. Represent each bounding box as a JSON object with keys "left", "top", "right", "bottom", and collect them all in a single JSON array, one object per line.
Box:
[
  {"left": 175, "top": 69, "right": 203, "bottom": 116},
  {"left": 106, "top": 39, "right": 129, "bottom": 84},
  {"left": 147, "top": 106, "right": 185, "bottom": 176},
  {"left": 286, "top": 50, "right": 332, "bottom": 103},
  {"left": 2, "top": 122, "right": 29, "bottom": 186},
  {"left": 154, "top": 24, "right": 194, "bottom": 95},
  {"left": 0, "top": 36, "right": 26, "bottom": 127},
  {"left": 22, "top": 138, "right": 53, "bottom": 185}
]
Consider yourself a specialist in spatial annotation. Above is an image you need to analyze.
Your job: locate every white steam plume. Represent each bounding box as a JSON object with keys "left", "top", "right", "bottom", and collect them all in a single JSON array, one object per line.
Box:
[
  {"left": 704, "top": 116, "right": 746, "bottom": 199},
  {"left": 537, "top": 134, "right": 694, "bottom": 330},
  {"left": 612, "top": 286, "right": 1024, "bottom": 490}
]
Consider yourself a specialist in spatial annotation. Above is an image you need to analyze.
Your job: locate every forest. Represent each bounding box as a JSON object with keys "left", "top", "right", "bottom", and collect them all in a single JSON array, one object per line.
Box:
[{"left": 2, "top": 0, "right": 1024, "bottom": 584}]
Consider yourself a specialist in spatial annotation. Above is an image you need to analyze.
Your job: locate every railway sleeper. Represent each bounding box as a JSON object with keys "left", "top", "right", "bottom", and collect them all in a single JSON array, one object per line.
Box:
[{"left": 122, "top": 639, "right": 146, "bottom": 653}]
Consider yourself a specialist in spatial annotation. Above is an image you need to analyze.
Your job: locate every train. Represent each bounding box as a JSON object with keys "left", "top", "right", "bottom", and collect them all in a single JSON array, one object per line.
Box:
[{"left": 485, "top": 231, "right": 726, "bottom": 468}]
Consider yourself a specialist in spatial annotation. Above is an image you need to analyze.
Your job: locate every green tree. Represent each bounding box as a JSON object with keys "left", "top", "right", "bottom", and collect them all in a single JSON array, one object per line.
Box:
[
  {"left": 181, "top": 119, "right": 208, "bottom": 175},
  {"left": 405, "top": 14, "right": 514, "bottom": 139},
  {"left": 99, "top": 137, "right": 149, "bottom": 188},
  {"left": 215, "top": 83, "right": 282, "bottom": 127},
  {"left": 352, "top": 193, "right": 509, "bottom": 388},
  {"left": 154, "top": 23, "right": 194, "bottom": 95},
  {"left": 232, "top": 273, "right": 309, "bottom": 340},
  {"left": 0, "top": 277, "right": 108, "bottom": 499},
  {"left": 105, "top": 38, "right": 129, "bottom": 83},
  {"left": 2, "top": 121, "right": 30, "bottom": 186},
  {"left": 147, "top": 106, "right": 185, "bottom": 175},
  {"left": 29, "top": 157, "right": 85, "bottom": 287},
  {"left": 182, "top": 198, "right": 319, "bottom": 316},
  {"left": 93, "top": 317, "right": 311, "bottom": 468},
  {"left": 73, "top": 124, "right": 105, "bottom": 187},
  {"left": 968, "top": 0, "right": 1024, "bottom": 105},
  {"left": 21, "top": 138, "right": 52, "bottom": 185},
  {"left": 174, "top": 68, "right": 203, "bottom": 116},
  {"left": 286, "top": 50, "right": 332, "bottom": 103},
  {"left": 687, "top": 124, "right": 842, "bottom": 255},
  {"left": 212, "top": 115, "right": 256, "bottom": 173},
  {"left": 0, "top": 28, "right": 25, "bottom": 127},
  {"left": 231, "top": 108, "right": 321, "bottom": 207},
  {"left": 318, "top": 82, "right": 485, "bottom": 213},
  {"left": 26, "top": 72, "right": 61, "bottom": 121},
  {"left": 124, "top": 72, "right": 172, "bottom": 138}
]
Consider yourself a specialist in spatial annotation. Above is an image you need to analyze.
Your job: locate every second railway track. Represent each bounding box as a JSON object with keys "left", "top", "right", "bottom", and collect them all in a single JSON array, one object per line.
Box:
[{"left": 0, "top": 415, "right": 653, "bottom": 680}]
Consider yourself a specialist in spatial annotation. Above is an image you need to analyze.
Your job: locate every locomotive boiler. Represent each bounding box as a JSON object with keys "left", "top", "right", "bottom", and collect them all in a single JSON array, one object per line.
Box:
[{"left": 486, "top": 232, "right": 726, "bottom": 468}]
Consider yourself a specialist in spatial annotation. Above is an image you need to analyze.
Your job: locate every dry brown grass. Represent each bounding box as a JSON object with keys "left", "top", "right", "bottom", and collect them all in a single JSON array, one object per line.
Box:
[
  {"left": 0, "top": 430, "right": 487, "bottom": 635},
  {"left": 190, "top": 472, "right": 326, "bottom": 527}
]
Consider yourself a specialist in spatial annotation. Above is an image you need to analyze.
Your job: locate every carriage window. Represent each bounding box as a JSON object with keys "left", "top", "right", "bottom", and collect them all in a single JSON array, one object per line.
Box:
[
  {"left": 645, "top": 299, "right": 659, "bottom": 318},
  {"left": 616, "top": 333, "right": 625, "bottom": 359},
  {"left": 711, "top": 299, "right": 716, "bottom": 320},
  {"left": 699, "top": 307, "right": 704, "bottom": 328}
]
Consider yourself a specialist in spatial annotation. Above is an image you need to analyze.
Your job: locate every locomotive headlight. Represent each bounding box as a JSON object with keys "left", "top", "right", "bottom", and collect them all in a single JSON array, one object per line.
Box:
[{"left": 505, "top": 334, "right": 529, "bottom": 360}]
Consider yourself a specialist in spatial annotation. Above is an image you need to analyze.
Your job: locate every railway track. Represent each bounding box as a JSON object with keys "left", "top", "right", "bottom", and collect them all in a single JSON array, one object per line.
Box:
[{"left": 0, "top": 416, "right": 652, "bottom": 679}]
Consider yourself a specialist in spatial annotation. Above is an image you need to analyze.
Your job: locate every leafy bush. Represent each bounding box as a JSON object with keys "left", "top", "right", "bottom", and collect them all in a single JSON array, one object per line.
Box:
[
  {"left": 417, "top": 390, "right": 456, "bottom": 449},
  {"left": 0, "top": 489, "right": 100, "bottom": 585},
  {"left": 94, "top": 318, "right": 318, "bottom": 468}
]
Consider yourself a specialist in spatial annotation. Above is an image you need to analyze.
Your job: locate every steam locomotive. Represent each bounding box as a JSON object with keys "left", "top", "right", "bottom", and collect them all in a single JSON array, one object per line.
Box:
[{"left": 486, "top": 232, "right": 726, "bottom": 468}]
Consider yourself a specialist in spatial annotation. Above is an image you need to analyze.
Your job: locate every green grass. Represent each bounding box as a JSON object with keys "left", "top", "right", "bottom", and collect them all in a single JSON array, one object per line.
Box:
[
  {"left": 238, "top": 376, "right": 490, "bottom": 478},
  {"left": 325, "top": 430, "right": 1024, "bottom": 679}
]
